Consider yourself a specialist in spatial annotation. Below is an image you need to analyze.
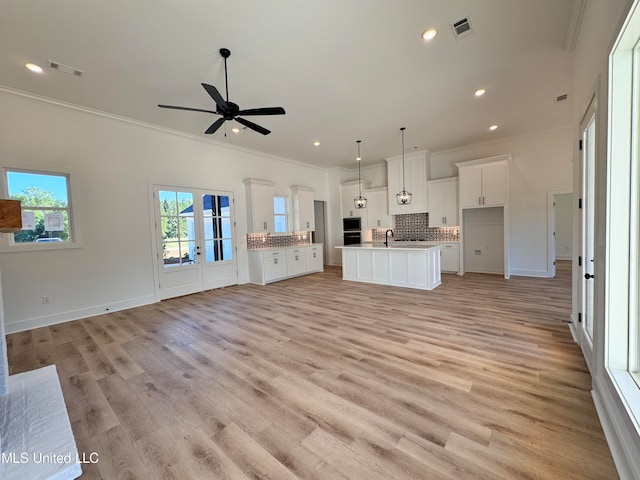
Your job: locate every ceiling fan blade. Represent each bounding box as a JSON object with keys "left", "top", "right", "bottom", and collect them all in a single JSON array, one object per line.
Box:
[
  {"left": 237, "top": 107, "right": 286, "bottom": 116},
  {"left": 201, "top": 83, "right": 227, "bottom": 110},
  {"left": 204, "top": 118, "right": 226, "bottom": 135},
  {"left": 236, "top": 117, "right": 271, "bottom": 135},
  {"left": 158, "top": 104, "right": 218, "bottom": 115}
]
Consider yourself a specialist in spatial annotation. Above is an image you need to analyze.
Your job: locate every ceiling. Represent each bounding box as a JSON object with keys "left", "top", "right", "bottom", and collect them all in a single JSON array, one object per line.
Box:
[{"left": 0, "top": 0, "right": 580, "bottom": 169}]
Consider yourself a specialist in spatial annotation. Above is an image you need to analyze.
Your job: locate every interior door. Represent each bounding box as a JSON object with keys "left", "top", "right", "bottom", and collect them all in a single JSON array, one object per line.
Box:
[
  {"left": 579, "top": 102, "right": 596, "bottom": 357},
  {"left": 154, "top": 185, "right": 237, "bottom": 300}
]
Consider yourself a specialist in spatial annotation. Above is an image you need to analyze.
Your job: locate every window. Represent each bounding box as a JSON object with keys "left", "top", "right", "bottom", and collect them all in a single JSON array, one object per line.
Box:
[
  {"left": 5, "top": 169, "right": 74, "bottom": 244},
  {"left": 274, "top": 195, "right": 289, "bottom": 233},
  {"left": 606, "top": 0, "right": 640, "bottom": 421}
]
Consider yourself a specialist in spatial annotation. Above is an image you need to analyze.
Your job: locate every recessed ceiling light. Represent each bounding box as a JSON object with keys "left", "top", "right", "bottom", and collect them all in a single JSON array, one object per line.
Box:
[
  {"left": 25, "top": 63, "right": 43, "bottom": 73},
  {"left": 313, "top": 141, "right": 320, "bottom": 147},
  {"left": 489, "top": 125, "right": 498, "bottom": 131},
  {"left": 474, "top": 88, "right": 486, "bottom": 97},
  {"left": 231, "top": 127, "right": 240, "bottom": 133},
  {"left": 422, "top": 29, "right": 437, "bottom": 41}
]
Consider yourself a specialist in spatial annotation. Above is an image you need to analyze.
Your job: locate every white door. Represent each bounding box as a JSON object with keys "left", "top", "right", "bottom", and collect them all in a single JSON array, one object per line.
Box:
[
  {"left": 579, "top": 102, "right": 596, "bottom": 358},
  {"left": 154, "top": 185, "right": 237, "bottom": 300}
]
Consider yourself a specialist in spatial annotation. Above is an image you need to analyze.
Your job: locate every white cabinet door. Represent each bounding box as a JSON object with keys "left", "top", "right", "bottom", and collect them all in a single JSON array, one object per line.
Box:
[
  {"left": 439, "top": 244, "right": 460, "bottom": 273},
  {"left": 366, "top": 187, "right": 392, "bottom": 229},
  {"left": 481, "top": 163, "right": 506, "bottom": 206},
  {"left": 287, "top": 248, "right": 307, "bottom": 276},
  {"left": 428, "top": 178, "right": 458, "bottom": 226},
  {"left": 341, "top": 182, "right": 368, "bottom": 221},
  {"left": 263, "top": 251, "right": 287, "bottom": 281},
  {"left": 244, "top": 179, "right": 275, "bottom": 232},
  {"left": 292, "top": 186, "right": 315, "bottom": 231},
  {"left": 386, "top": 152, "right": 428, "bottom": 215},
  {"left": 459, "top": 165, "right": 483, "bottom": 208},
  {"left": 306, "top": 245, "right": 324, "bottom": 271}
]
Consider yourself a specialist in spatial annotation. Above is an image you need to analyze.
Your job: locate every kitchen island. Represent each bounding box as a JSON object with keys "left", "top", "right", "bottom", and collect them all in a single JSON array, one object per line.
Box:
[{"left": 336, "top": 243, "right": 441, "bottom": 290}]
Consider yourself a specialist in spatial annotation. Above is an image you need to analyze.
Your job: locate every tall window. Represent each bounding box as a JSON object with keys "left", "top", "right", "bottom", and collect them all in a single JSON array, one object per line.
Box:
[
  {"left": 274, "top": 195, "right": 288, "bottom": 233},
  {"left": 606, "top": 0, "right": 640, "bottom": 419},
  {"left": 5, "top": 169, "right": 73, "bottom": 244}
]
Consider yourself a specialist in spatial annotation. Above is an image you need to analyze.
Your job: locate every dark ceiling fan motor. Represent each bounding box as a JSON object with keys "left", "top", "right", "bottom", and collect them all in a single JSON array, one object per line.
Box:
[{"left": 158, "top": 47, "right": 285, "bottom": 135}]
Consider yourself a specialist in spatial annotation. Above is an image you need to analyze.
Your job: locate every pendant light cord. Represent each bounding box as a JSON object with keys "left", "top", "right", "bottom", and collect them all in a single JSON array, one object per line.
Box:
[
  {"left": 357, "top": 140, "right": 362, "bottom": 196},
  {"left": 401, "top": 127, "right": 406, "bottom": 191}
]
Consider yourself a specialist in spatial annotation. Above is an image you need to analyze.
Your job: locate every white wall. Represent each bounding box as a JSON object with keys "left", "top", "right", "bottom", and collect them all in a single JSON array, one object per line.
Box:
[
  {"left": 431, "top": 127, "right": 573, "bottom": 276},
  {"left": 0, "top": 89, "right": 328, "bottom": 333}
]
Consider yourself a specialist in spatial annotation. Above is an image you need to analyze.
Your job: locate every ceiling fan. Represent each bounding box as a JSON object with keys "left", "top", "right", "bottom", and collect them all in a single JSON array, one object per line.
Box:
[{"left": 158, "top": 48, "right": 285, "bottom": 136}]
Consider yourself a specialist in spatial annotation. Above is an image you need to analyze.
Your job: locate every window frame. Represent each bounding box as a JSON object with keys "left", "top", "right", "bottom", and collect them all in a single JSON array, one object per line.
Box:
[
  {"left": 605, "top": 0, "right": 640, "bottom": 428},
  {"left": 0, "top": 165, "right": 82, "bottom": 252},
  {"left": 273, "top": 194, "right": 289, "bottom": 233}
]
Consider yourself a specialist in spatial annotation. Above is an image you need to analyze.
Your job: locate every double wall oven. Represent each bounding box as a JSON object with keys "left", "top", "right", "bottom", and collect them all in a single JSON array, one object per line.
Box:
[{"left": 343, "top": 217, "right": 361, "bottom": 245}]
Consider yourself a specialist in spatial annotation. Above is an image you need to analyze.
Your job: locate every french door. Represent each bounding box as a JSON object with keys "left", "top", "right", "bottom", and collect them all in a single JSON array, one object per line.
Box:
[
  {"left": 153, "top": 185, "right": 237, "bottom": 300},
  {"left": 578, "top": 99, "right": 596, "bottom": 361}
]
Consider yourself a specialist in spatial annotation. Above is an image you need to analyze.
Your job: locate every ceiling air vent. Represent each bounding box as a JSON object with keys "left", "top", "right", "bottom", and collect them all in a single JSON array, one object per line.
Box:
[
  {"left": 48, "top": 60, "right": 84, "bottom": 77},
  {"left": 554, "top": 93, "right": 569, "bottom": 103},
  {"left": 451, "top": 17, "right": 474, "bottom": 40}
]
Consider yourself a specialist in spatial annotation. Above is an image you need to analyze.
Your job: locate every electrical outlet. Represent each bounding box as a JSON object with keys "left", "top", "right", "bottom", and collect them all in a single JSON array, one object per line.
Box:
[
  {"left": 474, "top": 250, "right": 482, "bottom": 255},
  {"left": 42, "top": 296, "right": 50, "bottom": 304}
]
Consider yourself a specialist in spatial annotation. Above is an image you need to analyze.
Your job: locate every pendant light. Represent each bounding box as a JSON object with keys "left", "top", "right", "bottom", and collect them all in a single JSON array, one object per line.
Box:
[
  {"left": 396, "top": 127, "right": 412, "bottom": 205},
  {"left": 354, "top": 140, "right": 367, "bottom": 209}
]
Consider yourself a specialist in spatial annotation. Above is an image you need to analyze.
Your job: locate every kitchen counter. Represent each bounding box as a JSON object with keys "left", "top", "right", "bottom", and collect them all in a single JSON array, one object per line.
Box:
[{"left": 336, "top": 244, "right": 441, "bottom": 290}]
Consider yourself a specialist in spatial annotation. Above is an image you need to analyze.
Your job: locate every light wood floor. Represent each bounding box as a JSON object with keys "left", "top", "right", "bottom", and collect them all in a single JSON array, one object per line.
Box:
[{"left": 7, "top": 262, "right": 619, "bottom": 479}]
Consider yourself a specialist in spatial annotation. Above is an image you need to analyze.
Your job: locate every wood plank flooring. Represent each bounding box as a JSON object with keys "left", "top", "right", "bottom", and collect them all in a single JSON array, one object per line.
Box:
[{"left": 7, "top": 261, "right": 619, "bottom": 479}]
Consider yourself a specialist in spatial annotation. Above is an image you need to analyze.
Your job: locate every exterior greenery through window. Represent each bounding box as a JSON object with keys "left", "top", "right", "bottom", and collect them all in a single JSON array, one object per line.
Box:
[
  {"left": 274, "top": 195, "right": 288, "bottom": 233},
  {"left": 6, "top": 169, "right": 71, "bottom": 243}
]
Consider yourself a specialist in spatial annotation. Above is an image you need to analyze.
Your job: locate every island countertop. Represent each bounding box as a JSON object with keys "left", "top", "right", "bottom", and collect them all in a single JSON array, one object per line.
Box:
[{"left": 336, "top": 243, "right": 441, "bottom": 251}]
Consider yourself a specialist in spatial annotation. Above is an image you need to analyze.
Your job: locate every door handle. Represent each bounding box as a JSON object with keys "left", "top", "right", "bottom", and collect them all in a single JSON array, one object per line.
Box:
[{"left": 584, "top": 273, "right": 594, "bottom": 279}]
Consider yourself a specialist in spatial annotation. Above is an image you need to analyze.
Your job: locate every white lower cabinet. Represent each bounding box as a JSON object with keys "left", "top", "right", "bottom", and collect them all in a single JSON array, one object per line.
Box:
[
  {"left": 249, "top": 244, "right": 324, "bottom": 285},
  {"left": 438, "top": 243, "right": 460, "bottom": 273},
  {"left": 263, "top": 250, "right": 288, "bottom": 282},
  {"left": 287, "top": 248, "right": 307, "bottom": 276}
]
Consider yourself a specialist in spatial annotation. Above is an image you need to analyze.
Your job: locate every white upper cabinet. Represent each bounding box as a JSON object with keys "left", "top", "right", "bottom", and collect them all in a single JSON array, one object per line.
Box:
[
  {"left": 291, "top": 185, "right": 315, "bottom": 231},
  {"left": 366, "top": 187, "right": 392, "bottom": 229},
  {"left": 386, "top": 151, "right": 429, "bottom": 215},
  {"left": 243, "top": 178, "right": 275, "bottom": 232},
  {"left": 456, "top": 155, "right": 508, "bottom": 208},
  {"left": 341, "top": 180, "right": 369, "bottom": 220},
  {"left": 427, "top": 177, "right": 458, "bottom": 227}
]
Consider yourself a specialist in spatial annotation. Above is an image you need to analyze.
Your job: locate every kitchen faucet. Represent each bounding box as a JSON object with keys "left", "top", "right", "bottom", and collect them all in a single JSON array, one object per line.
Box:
[{"left": 384, "top": 229, "right": 394, "bottom": 246}]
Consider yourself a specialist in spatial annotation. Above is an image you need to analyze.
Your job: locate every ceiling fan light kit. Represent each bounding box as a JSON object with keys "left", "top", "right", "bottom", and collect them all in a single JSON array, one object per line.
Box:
[
  {"left": 158, "top": 48, "right": 285, "bottom": 136},
  {"left": 396, "top": 127, "right": 412, "bottom": 205}
]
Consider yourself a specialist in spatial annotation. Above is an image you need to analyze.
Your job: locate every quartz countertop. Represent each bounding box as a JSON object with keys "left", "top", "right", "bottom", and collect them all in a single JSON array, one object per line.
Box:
[{"left": 336, "top": 243, "right": 440, "bottom": 250}]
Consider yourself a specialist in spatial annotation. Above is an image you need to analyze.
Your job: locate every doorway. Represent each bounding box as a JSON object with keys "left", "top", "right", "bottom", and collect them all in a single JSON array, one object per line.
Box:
[
  {"left": 547, "top": 190, "right": 573, "bottom": 277},
  {"left": 153, "top": 185, "right": 238, "bottom": 300},
  {"left": 578, "top": 97, "right": 596, "bottom": 361}
]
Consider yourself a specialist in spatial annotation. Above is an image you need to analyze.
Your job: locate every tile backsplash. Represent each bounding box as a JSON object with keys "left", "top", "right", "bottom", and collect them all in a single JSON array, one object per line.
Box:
[
  {"left": 372, "top": 213, "right": 460, "bottom": 242},
  {"left": 247, "top": 231, "right": 312, "bottom": 249}
]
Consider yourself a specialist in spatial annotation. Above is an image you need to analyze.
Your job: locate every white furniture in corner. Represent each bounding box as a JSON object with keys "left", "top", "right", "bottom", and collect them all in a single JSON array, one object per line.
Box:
[
  {"left": 248, "top": 244, "right": 324, "bottom": 285},
  {"left": 457, "top": 156, "right": 507, "bottom": 208},
  {"left": 290, "top": 185, "right": 315, "bottom": 231},
  {"left": 385, "top": 150, "right": 430, "bottom": 215},
  {"left": 243, "top": 178, "right": 275, "bottom": 232},
  {"left": 455, "top": 154, "right": 510, "bottom": 279},
  {"left": 427, "top": 177, "right": 459, "bottom": 227},
  {"left": 366, "top": 186, "right": 392, "bottom": 229}
]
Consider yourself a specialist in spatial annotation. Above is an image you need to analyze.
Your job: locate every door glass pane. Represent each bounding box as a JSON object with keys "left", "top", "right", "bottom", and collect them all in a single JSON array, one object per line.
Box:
[
  {"left": 202, "top": 194, "right": 233, "bottom": 263},
  {"left": 159, "top": 190, "right": 195, "bottom": 268}
]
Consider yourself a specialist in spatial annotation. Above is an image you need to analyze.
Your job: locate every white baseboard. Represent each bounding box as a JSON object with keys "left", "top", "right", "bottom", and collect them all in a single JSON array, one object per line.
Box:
[
  {"left": 508, "top": 269, "right": 550, "bottom": 277},
  {"left": 4, "top": 294, "right": 158, "bottom": 334},
  {"left": 568, "top": 314, "right": 578, "bottom": 342},
  {"left": 556, "top": 254, "right": 572, "bottom": 260}
]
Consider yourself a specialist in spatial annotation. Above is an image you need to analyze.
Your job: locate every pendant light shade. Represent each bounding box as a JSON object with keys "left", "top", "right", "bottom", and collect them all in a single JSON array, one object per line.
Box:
[
  {"left": 354, "top": 140, "right": 367, "bottom": 209},
  {"left": 396, "top": 127, "right": 412, "bottom": 205}
]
